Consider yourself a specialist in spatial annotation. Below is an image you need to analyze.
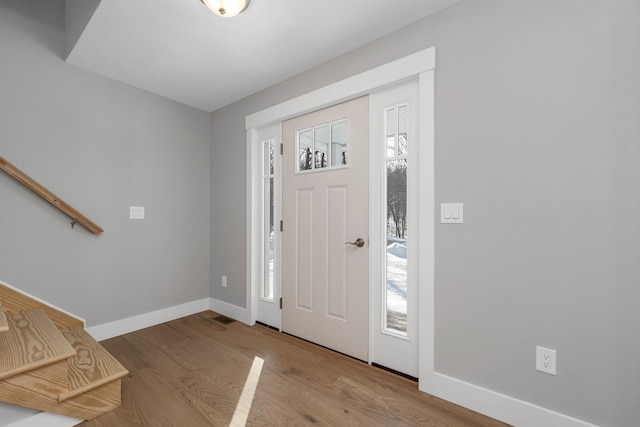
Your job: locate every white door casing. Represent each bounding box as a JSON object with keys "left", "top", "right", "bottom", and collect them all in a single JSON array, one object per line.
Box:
[{"left": 281, "top": 96, "right": 369, "bottom": 361}]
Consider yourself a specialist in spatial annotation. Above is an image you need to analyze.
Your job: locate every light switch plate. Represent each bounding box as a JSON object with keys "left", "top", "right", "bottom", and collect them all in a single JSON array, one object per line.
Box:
[
  {"left": 440, "top": 203, "right": 463, "bottom": 223},
  {"left": 130, "top": 206, "right": 145, "bottom": 220}
]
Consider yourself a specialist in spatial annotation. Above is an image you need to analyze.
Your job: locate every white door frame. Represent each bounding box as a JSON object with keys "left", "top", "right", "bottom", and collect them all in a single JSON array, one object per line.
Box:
[{"left": 246, "top": 47, "right": 435, "bottom": 388}]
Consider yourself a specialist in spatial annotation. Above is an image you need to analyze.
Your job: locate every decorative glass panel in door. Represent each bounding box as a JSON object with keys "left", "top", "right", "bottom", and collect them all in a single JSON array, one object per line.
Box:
[{"left": 296, "top": 119, "right": 348, "bottom": 173}]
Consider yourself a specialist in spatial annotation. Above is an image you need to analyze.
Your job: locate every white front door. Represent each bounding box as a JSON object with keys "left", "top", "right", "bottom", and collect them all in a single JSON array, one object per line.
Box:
[{"left": 281, "top": 96, "right": 369, "bottom": 361}]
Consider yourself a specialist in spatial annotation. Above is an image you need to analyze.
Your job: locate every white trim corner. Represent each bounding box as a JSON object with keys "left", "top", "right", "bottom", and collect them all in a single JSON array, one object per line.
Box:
[{"left": 208, "top": 297, "right": 250, "bottom": 325}]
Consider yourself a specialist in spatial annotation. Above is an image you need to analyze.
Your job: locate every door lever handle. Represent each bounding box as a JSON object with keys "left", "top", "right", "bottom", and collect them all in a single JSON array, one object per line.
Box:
[{"left": 345, "top": 238, "right": 365, "bottom": 248}]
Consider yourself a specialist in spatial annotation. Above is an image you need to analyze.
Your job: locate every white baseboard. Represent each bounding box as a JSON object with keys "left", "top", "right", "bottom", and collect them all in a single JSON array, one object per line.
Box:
[
  {"left": 86, "top": 298, "right": 210, "bottom": 341},
  {"left": 422, "top": 372, "right": 599, "bottom": 427},
  {"left": 4, "top": 412, "right": 81, "bottom": 427},
  {"left": 208, "top": 297, "right": 250, "bottom": 324},
  {"left": 85, "top": 297, "right": 248, "bottom": 342}
]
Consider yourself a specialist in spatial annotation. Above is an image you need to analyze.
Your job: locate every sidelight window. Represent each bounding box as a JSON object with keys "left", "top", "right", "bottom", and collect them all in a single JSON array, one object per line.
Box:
[
  {"left": 384, "top": 104, "right": 408, "bottom": 334},
  {"left": 262, "top": 138, "right": 275, "bottom": 301}
]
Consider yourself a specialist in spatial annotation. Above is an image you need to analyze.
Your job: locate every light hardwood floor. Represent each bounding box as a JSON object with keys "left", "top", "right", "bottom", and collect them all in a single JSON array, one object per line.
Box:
[{"left": 81, "top": 312, "right": 509, "bottom": 426}]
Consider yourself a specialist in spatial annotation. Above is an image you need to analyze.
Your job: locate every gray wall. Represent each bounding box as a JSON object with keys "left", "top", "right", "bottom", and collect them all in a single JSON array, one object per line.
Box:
[
  {"left": 210, "top": 1, "right": 640, "bottom": 425},
  {"left": 64, "top": 0, "right": 100, "bottom": 59},
  {"left": 0, "top": 0, "right": 211, "bottom": 326}
]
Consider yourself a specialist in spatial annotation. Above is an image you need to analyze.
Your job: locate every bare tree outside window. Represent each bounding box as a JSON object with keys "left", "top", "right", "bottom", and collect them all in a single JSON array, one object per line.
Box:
[
  {"left": 387, "top": 159, "right": 407, "bottom": 239},
  {"left": 385, "top": 109, "right": 408, "bottom": 334}
]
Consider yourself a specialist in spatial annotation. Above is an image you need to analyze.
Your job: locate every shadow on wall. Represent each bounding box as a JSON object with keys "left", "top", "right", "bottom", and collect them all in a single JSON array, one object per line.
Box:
[{"left": 1, "top": 0, "right": 65, "bottom": 58}]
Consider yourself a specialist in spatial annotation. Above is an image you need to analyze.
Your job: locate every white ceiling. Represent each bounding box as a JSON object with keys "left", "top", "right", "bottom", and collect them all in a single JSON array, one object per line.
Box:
[{"left": 66, "top": 0, "right": 458, "bottom": 112}]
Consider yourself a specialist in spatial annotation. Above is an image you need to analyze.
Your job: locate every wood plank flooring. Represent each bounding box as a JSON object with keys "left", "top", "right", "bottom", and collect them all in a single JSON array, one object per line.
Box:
[{"left": 81, "top": 312, "right": 509, "bottom": 426}]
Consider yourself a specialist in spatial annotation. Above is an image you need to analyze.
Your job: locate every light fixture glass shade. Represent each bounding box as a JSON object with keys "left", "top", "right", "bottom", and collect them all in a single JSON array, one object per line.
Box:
[{"left": 201, "top": 0, "right": 248, "bottom": 17}]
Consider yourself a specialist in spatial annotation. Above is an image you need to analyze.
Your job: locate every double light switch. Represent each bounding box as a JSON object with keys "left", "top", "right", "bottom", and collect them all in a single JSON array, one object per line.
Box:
[{"left": 440, "top": 203, "right": 463, "bottom": 224}]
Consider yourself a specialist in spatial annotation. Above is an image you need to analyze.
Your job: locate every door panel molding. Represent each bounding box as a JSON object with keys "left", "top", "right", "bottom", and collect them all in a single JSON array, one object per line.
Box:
[
  {"left": 326, "top": 186, "right": 348, "bottom": 320},
  {"left": 294, "top": 188, "right": 314, "bottom": 311}
]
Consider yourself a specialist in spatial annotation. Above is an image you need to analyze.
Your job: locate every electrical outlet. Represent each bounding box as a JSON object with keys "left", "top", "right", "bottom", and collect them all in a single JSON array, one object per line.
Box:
[
  {"left": 536, "top": 346, "right": 557, "bottom": 375},
  {"left": 221, "top": 275, "right": 227, "bottom": 288}
]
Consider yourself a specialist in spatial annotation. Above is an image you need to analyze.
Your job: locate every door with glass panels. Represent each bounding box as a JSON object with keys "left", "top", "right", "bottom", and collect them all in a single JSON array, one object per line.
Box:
[{"left": 281, "top": 96, "right": 369, "bottom": 361}]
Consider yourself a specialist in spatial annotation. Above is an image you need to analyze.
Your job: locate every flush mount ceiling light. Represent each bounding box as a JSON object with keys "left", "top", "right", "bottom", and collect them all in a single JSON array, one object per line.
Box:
[{"left": 200, "top": 0, "right": 249, "bottom": 17}]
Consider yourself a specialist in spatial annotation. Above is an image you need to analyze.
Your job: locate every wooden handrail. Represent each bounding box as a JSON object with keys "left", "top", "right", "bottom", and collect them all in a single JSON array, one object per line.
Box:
[{"left": 0, "top": 156, "right": 104, "bottom": 234}]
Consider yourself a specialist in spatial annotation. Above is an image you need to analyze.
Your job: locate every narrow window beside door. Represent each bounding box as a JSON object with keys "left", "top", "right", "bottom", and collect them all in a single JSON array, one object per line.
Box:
[
  {"left": 262, "top": 139, "right": 275, "bottom": 301},
  {"left": 384, "top": 104, "right": 408, "bottom": 335}
]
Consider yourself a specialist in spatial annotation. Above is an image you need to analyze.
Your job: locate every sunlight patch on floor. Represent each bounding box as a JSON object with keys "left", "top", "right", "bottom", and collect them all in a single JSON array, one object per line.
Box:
[{"left": 229, "top": 356, "right": 264, "bottom": 427}]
